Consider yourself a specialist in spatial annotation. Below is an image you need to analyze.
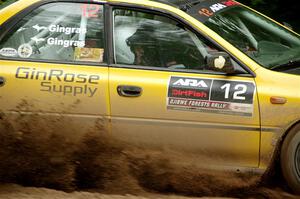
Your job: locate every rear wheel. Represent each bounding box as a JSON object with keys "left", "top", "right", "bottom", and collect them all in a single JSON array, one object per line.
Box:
[{"left": 281, "top": 124, "right": 300, "bottom": 194}]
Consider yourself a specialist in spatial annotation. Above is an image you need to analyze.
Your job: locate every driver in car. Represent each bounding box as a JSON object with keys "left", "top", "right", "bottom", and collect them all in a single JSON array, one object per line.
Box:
[{"left": 126, "top": 25, "right": 161, "bottom": 67}]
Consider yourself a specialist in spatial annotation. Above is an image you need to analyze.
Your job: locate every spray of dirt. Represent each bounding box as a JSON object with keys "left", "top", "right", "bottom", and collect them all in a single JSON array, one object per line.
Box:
[
  {"left": 0, "top": 104, "right": 298, "bottom": 198},
  {"left": 0, "top": 111, "right": 76, "bottom": 191},
  {"left": 74, "top": 131, "right": 143, "bottom": 194}
]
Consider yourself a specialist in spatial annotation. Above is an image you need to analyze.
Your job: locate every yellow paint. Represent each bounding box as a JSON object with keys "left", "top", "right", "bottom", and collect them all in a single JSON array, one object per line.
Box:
[
  {"left": 109, "top": 67, "right": 260, "bottom": 167},
  {"left": 0, "top": 0, "right": 40, "bottom": 25},
  {"left": 1, "top": 0, "right": 300, "bottom": 171}
]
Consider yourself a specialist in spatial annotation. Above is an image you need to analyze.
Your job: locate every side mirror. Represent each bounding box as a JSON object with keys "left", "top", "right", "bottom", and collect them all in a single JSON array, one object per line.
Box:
[{"left": 206, "top": 52, "right": 235, "bottom": 73}]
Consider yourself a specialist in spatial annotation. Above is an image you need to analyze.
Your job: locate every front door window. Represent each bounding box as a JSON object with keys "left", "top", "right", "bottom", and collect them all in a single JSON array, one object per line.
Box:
[{"left": 113, "top": 8, "right": 246, "bottom": 74}]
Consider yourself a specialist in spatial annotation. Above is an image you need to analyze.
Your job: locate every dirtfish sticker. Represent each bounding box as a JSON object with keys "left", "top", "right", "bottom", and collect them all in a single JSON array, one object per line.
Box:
[
  {"left": 167, "top": 76, "right": 255, "bottom": 116},
  {"left": 15, "top": 67, "right": 100, "bottom": 97}
]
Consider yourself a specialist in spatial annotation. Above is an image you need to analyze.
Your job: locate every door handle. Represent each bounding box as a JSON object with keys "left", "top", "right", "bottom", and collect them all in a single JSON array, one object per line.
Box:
[
  {"left": 117, "top": 85, "right": 142, "bottom": 97},
  {"left": 0, "top": 77, "right": 5, "bottom": 87}
]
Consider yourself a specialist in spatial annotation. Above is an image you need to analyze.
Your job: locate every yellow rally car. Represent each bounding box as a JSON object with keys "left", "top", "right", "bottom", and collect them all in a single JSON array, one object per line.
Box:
[{"left": 0, "top": 0, "right": 300, "bottom": 193}]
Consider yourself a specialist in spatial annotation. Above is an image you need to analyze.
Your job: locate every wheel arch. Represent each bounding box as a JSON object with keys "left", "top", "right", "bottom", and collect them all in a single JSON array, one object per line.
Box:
[{"left": 260, "top": 119, "right": 300, "bottom": 185}]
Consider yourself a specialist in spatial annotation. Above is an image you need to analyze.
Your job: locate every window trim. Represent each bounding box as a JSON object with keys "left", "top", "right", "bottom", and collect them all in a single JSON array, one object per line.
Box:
[
  {"left": 108, "top": 3, "right": 256, "bottom": 77},
  {"left": 0, "top": 0, "right": 108, "bottom": 67},
  {"left": 109, "top": 63, "right": 253, "bottom": 77}
]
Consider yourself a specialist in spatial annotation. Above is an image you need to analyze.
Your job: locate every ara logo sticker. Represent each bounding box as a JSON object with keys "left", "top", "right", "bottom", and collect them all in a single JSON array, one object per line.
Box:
[
  {"left": 187, "top": 0, "right": 239, "bottom": 22},
  {"left": 167, "top": 76, "right": 256, "bottom": 117},
  {"left": 0, "top": 48, "right": 18, "bottom": 57},
  {"left": 210, "top": 3, "right": 227, "bottom": 12},
  {"left": 173, "top": 78, "right": 209, "bottom": 88}
]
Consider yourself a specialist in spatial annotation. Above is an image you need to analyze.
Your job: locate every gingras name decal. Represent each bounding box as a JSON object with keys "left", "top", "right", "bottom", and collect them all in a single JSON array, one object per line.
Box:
[{"left": 167, "top": 76, "right": 255, "bottom": 116}]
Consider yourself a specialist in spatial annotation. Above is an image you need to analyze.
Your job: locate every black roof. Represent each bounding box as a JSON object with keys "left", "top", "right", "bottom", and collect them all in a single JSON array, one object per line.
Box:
[{"left": 151, "top": 0, "right": 206, "bottom": 11}]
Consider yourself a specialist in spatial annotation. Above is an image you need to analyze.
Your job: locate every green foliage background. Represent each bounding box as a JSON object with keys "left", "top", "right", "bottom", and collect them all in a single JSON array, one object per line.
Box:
[
  {"left": 0, "top": 0, "right": 17, "bottom": 9},
  {"left": 233, "top": 0, "right": 299, "bottom": 32},
  {"left": 0, "top": 0, "right": 299, "bottom": 32}
]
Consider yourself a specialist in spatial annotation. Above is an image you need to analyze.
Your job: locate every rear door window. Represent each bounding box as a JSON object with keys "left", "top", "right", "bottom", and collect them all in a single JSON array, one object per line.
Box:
[{"left": 0, "top": 2, "right": 105, "bottom": 63}]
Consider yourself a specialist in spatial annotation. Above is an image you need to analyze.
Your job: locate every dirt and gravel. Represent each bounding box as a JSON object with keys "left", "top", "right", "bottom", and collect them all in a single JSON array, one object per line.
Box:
[
  {"left": 0, "top": 183, "right": 298, "bottom": 199},
  {"left": 0, "top": 183, "right": 229, "bottom": 199},
  {"left": 0, "top": 106, "right": 299, "bottom": 199}
]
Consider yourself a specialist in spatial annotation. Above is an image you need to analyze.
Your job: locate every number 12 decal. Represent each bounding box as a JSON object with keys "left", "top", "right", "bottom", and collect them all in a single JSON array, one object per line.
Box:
[
  {"left": 221, "top": 83, "right": 247, "bottom": 100},
  {"left": 167, "top": 76, "right": 255, "bottom": 116},
  {"left": 210, "top": 80, "right": 255, "bottom": 104},
  {"left": 81, "top": 4, "right": 101, "bottom": 18}
]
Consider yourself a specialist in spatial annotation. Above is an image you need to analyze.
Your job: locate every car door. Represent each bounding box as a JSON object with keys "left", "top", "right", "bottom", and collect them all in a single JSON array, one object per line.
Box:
[
  {"left": 109, "top": 6, "right": 260, "bottom": 168},
  {"left": 0, "top": 1, "right": 109, "bottom": 141}
]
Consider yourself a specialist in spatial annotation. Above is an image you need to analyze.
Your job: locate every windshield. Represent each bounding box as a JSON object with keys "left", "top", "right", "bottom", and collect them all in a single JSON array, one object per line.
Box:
[
  {"left": 187, "top": 0, "right": 300, "bottom": 71},
  {"left": 0, "top": 0, "right": 18, "bottom": 10}
]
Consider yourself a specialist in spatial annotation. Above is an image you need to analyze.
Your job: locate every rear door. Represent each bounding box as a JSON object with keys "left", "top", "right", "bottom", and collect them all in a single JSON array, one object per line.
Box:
[
  {"left": 0, "top": 1, "right": 109, "bottom": 141},
  {"left": 109, "top": 6, "right": 260, "bottom": 168}
]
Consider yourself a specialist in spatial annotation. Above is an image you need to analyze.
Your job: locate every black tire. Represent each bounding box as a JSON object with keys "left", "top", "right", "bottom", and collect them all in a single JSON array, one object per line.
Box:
[{"left": 281, "top": 123, "right": 300, "bottom": 194}]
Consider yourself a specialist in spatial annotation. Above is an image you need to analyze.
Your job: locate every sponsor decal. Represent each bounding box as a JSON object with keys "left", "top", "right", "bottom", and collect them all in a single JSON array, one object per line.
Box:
[
  {"left": 32, "top": 24, "right": 87, "bottom": 35},
  {"left": 74, "top": 47, "right": 104, "bottom": 62},
  {"left": 81, "top": 4, "right": 102, "bottom": 18},
  {"left": 46, "top": 37, "right": 85, "bottom": 48},
  {"left": 173, "top": 78, "right": 209, "bottom": 88},
  {"left": 167, "top": 76, "right": 255, "bottom": 116},
  {"left": 30, "top": 24, "right": 86, "bottom": 48},
  {"left": 15, "top": 67, "right": 100, "bottom": 97},
  {"left": 187, "top": 0, "right": 240, "bottom": 22},
  {"left": 18, "top": 44, "right": 33, "bottom": 58},
  {"left": 48, "top": 25, "right": 87, "bottom": 35},
  {"left": 0, "top": 48, "right": 18, "bottom": 57}
]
